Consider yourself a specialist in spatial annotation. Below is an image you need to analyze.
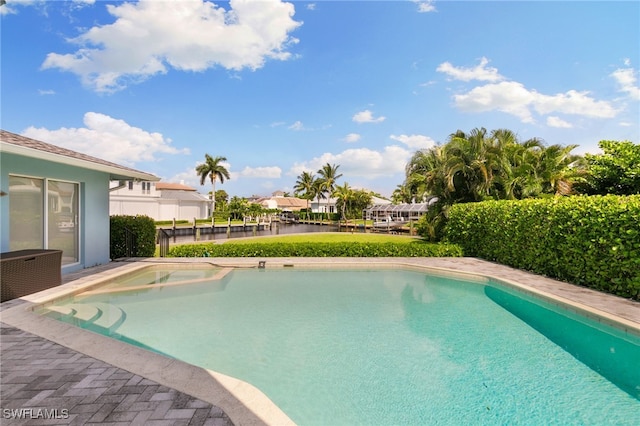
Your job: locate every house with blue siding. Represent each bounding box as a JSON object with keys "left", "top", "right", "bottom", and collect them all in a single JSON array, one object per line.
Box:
[{"left": 0, "top": 130, "right": 159, "bottom": 274}]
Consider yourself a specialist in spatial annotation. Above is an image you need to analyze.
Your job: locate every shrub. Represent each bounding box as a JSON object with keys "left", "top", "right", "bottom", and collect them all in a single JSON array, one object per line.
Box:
[
  {"left": 110, "top": 215, "right": 157, "bottom": 259},
  {"left": 445, "top": 195, "right": 640, "bottom": 300},
  {"left": 167, "top": 241, "right": 463, "bottom": 258}
]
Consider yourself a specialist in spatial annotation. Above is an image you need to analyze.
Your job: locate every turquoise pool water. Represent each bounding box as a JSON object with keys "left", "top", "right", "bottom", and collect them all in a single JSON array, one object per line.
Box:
[{"left": 41, "top": 268, "right": 640, "bottom": 425}]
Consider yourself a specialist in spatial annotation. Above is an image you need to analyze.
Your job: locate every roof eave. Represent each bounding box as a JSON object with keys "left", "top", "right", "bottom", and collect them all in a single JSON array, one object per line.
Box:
[{"left": 1, "top": 142, "right": 159, "bottom": 182}]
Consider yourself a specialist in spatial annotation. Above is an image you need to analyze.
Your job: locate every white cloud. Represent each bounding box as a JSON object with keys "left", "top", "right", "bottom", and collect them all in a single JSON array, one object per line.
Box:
[
  {"left": 453, "top": 81, "right": 537, "bottom": 122},
  {"left": 289, "top": 145, "right": 411, "bottom": 179},
  {"left": 413, "top": 0, "right": 436, "bottom": 13},
  {"left": 533, "top": 89, "right": 617, "bottom": 118},
  {"left": 38, "top": 89, "right": 56, "bottom": 95},
  {"left": 22, "top": 112, "right": 189, "bottom": 166},
  {"left": 239, "top": 166, "right": 282, "bottom": 178},
  {"left": 453, "top": 81, "right": 617, "bottom": 123},
  {"left": 288, "top": 121, "right": 305, "bottom": 131},
  {"left": 168, "top": 165, "right": 207, "bottom": 191},
  {"left": 343, "top": 133, "right": 361, "bottom": 143},
  {"left": 546, "top": 116, "right": 573, "bottom": 128},
  {"left": 610, "top": 67, "right": 640, "bottom": 100},
  {"left": 352, "top": 109, "right": 386, "bottom": 123},
  {"left": 436, "top": 57, "right": 504, "bottom": 82},
  {"left": 389, "top": 134, "right": 436, "bottom": 149},
  {"left": 306, "top": 3, "right": 316, "bottom": 11},
  {"left": 41, "top": 0, "right": 302, "bottom": 92}
]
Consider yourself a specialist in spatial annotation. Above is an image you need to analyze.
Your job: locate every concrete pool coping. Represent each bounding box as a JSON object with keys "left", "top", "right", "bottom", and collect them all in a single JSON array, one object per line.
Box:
[{"left": 2, "top": 257, "right": 639, "bottom": 426}]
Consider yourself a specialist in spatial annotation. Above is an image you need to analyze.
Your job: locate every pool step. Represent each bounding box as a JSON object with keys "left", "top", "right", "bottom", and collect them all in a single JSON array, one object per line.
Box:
[
  {"left": 44, "top": 302, "right": 125, "bottom": 334},
  {"left": 91, "top": 303, "right": 126, "bottom": 333}
]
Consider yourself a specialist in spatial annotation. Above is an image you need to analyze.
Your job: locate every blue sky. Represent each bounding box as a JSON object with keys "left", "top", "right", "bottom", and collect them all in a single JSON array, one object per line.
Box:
[{"left": 2, "top": 0, "right": 639, "bottom": 198}]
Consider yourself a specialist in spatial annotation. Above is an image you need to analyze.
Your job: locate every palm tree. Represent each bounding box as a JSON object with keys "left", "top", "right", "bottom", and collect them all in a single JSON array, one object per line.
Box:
[
  {"left": 536, "top": 144, "right": 581, "bottom": 195},
  {"left": 392, "top": 183, "right": 413, "bottom": 204},
  {"left": 196, "top": 154, "right": 230, "bottom": 221},
  {"left": 293, "top": 171, "right": 317, "bottom": 217},
  {"left": 317, "top": 163, "right": 342, "bottom": 220},
  {"left": 333, "top": 182, "right": 353, "bottom": 222},
  {"left": 444, "top": 127, "right": 503, "bottom": 202},
  {"left": 405, "top": 145, "right": 449, "bottom": 203}
]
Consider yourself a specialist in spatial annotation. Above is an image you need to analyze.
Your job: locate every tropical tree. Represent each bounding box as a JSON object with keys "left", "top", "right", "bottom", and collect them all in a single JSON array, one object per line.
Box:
[
  {"left": 351, "top": 189, "right": 374, "bottom": 219},
  {"left": 392, "top": 183, "right": 413, "bottom": 204},
  {"left": 443, "top": 127, "right": 505, "bottom": 202},
  {"left": 333, "top": 182, "right": 353, "bottom": 222},
  {"left": 317, "top": 163, "right": 343, "bottom": 220},
  {"left": 215, "top": 190, "right": 229, "bottom": 212},
  {"left": 404, "top": 145, "right": 449, "bottom": 203},
  {"left": 582, "top": 140, "right": 640, "bottom": 195},
  {"left": 228, "top": 196, "right": 248, "bottom": 220},
  {"left": 293, "top": 171, "right": 318, "bottom": 215},
  {"left": 404, "top": 127, "right": 583, "bottom": 240},
  {"left": 196, "top": 154, "right": 230, "bottom": 220},
  {"left": 247, "top": 202, "right": 263, "bottom": 221}
]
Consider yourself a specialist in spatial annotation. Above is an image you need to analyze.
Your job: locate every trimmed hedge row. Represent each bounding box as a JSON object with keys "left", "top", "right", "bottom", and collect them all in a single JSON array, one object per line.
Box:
[
  {"left": 110, "top": 215, "right": 157, "bottom": 259},
  {"left": 445, "top": 195, "right": 640, "bottom": 300},
  {"left": 167, "top": 241, "right": 463, "bottom": 258}
]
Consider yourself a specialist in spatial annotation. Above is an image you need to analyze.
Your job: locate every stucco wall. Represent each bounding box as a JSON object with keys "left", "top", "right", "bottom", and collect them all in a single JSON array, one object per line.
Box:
[
  {"left": 0, "top": 152, "right": 111, "bottom": 273},
  {"left": 110, "top": 196, "right": 208, "bottom": 221}
]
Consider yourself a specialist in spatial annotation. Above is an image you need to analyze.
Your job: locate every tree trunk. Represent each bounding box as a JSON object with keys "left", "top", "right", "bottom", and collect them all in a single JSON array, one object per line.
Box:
[{"left": 211, "top": 178, "right": 217, "bottom": 226}]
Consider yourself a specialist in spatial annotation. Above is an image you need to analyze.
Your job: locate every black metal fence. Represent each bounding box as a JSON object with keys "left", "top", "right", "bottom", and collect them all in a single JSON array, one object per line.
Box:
[
  {"left": 124, "top": 227, "right": 138, "bottom": 257},
  {"left": 157, "top": 228, "right": 171, "bottom": 258}
]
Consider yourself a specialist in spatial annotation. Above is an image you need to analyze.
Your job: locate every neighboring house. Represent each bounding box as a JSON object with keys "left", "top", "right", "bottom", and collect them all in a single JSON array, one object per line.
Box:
[
  {"left": 109, "top": 181, "right": 210, "bottom": 221},
  {"left": 255, "top": 192, "right": 308, "bottom": 212},
  {"left": 309, "top": 197, "right": 338, "bottom": 214},
  {"left": 363, "top": 197, "right": 438, "bottom": 223},
  {"left": 309, "top": 195, "right": 391, "bottom": 215},
  {"left": 0, "top": 130, "right": 159, "bottom": 274}
]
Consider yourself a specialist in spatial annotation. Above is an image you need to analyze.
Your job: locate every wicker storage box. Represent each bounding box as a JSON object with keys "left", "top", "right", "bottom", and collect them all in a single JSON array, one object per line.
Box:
[{"left": 1, "top": 249, "right": 63, "bottom": 302}]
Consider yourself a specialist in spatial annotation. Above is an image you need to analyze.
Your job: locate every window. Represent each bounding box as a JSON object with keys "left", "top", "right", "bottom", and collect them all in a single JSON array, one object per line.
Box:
[
  {"left": 128, "top": 181, "right": 133, "bottom": 190},
  {"left": 9, "top": 175, "right": 79, "bottom": 266},
  {"left": 9, "top": 176, "right": 43, "bottom": 249}
]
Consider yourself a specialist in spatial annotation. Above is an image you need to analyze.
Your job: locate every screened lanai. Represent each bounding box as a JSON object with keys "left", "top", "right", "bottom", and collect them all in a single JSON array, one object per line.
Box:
[{"left": 363, "top": 197, "right": 438, "bottom": 223}]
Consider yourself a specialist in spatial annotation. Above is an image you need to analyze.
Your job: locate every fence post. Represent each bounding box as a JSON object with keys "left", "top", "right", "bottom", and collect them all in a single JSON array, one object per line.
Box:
[{"left": 157, "top": 229, "right": 170, "bottom": 258}]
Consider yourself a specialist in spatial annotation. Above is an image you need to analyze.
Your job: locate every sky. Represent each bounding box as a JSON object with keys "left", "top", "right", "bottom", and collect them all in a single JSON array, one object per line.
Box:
[{"left": 1, "top": 0, "right": 639, "bottom": 199}]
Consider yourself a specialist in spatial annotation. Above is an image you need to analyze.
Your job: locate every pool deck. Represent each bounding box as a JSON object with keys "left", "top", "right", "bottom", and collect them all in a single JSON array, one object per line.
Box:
[{"left": 2, "top": 257, "right": 639, "bottom": 425}]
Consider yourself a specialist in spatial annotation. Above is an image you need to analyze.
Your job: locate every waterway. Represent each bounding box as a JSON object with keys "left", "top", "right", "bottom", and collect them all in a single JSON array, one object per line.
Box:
[{"left": 165, "top": 223, "right": 346, "bottom": 244}]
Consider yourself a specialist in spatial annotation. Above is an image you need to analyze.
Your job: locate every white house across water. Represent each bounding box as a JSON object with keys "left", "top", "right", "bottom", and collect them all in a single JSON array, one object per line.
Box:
[{"left": 110, "top": 181, "right": 211, "bottom": 221}]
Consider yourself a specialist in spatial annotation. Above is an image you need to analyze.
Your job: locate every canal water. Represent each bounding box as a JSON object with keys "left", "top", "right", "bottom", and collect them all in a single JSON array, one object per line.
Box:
[{"left": 166, "top": 223, "right": 346, "bottom": 244}]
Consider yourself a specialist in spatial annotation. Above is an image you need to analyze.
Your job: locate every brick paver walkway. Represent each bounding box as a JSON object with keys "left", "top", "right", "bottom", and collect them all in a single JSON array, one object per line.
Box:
[{"left": 0, "top": 322, "right": 233, "bottom": 425}]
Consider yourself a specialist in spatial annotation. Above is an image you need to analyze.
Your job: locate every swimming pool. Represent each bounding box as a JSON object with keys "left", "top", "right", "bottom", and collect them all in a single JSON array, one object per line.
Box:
[{"left": 37, "top": 266, "right": 640, "bottom": 425}]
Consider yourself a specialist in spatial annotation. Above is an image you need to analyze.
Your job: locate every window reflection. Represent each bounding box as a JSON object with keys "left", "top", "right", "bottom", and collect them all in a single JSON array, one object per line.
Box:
[{"left": 9, "top": 176, "right": 44, "bottom": 250}]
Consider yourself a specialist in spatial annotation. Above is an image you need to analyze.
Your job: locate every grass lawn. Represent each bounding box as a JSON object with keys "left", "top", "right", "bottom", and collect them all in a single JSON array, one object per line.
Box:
[{"left": 221, "top": 233, "right": 423, "bottom": 244}]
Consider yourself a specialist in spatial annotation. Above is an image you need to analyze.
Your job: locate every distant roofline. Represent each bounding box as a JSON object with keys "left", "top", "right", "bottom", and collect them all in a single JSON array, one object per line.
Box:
[
  {"left": 0, "top": 130, "right": 159, "bottom": 182},
  {"left": 155, "top": 182, "right": 197, "bottom": 191}
]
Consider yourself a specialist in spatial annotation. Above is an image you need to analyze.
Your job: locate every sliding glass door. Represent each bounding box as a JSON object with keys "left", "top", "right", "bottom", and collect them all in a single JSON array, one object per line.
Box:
[
  {"left": 47, "top": 180, "right": 79, "bottom": 265},
  {"left": 9, "top": 176, "right": 44, "bottom": 250},
  {"left": 9, "top": 175, "right": 79, "bottom": 266}
]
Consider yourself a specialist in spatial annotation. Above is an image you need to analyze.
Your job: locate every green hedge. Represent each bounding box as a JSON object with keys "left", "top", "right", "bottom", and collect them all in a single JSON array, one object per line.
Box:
[
  {"left": 167, "top": 241, "right": 463, "bottom": 258},
  {"left": 445, "top": 195, "right": 640, "bottom": 300},
  {"left": 110, "top": 215, "right": 157, "bottom": 258}
]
